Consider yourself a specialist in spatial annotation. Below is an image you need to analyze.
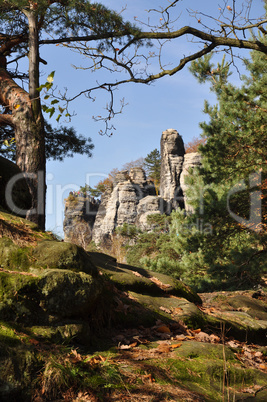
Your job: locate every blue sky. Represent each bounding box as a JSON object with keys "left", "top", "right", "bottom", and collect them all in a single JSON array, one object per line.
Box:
[{"left": 38, "top": 0, "right": 265, "bottom": 236}]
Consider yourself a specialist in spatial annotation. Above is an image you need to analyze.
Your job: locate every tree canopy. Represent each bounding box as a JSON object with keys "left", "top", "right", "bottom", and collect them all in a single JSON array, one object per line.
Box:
[{"left": 0, "top": 120, "right": 94, "bottom": 161}]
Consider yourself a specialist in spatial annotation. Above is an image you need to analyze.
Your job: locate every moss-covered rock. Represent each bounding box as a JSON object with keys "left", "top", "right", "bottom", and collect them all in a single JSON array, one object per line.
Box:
[
  {"left": 129, "top": 292, "right": 205, "bottom": 329},
  {"left": 30, "top": 321, "right": 91, "bottom": 345},
  {"left": 0, "top": 237, "right": 30, "bottom": 271},
  {"left": 38, "top": 269, "right": 103, "bottom": 317},
  {"left": 166, "top": 340, "right": 267, "bottom": 401},
  {"left": 32, "top": 240, "right": 98, "bottom": 276},
  {"left": 1, "top": 268, "right": 105, "bottom": 326},
  {"left": 0, "top": 322, "right": 38, "bottom": 402},
  {"left": 227, "top": 295, "right": 267, "bottom": 321},
  {"left": 90, "top": 251, "right": 201, "bottom": 304}
]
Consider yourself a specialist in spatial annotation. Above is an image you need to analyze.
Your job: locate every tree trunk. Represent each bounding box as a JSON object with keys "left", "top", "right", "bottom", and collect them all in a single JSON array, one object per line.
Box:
[
  {"left": 0, "top": 9, "right": 45, "bottom": 229},
  {"left": 24, "top": 9, "right": 46, "bottom": 230}
]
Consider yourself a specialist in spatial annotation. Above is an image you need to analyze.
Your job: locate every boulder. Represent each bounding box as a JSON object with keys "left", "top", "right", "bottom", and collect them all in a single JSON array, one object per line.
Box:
[
  {"left": 32, "top": 240, "right": 98, "bottom": 276},
  {"left": 37, "top": 269, "right": 103, "bottom": 318}
]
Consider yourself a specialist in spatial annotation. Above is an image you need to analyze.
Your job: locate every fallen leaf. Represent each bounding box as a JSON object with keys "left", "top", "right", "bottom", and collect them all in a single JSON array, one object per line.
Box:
[
  {"left": 191, "top": 328, "right": 202, "bottom": 334},
  {"left": 174, "top": 334, "right": 187, "bottom": 341},
  {"left": 119, "top": 344, "right": 132, "bottom": 350},
  {"left": 241, "top": 387, "right": 255, "bottom": 394},
  {"left": 133, "top": 354, "right": 147, "bottom": 361},
  {"left": 156, "top": 343, "right": 172, "bottom": 353},
  {"left": 159, "top": 306, "right": 171, "bottom": 314},
  {"left": 194, "top": 332, "right": 211, "bottom": 343},
  {"left": 227, "top": 340, "right": 240, "bottom": 348},
  {"left": 210, "top": 334, "right": 220, "bottom": 343},
  {"left": 150, "top": 276, "right": 171, "bottom": 289},
  {"left": 142, "top": 373, "right": 155, "bottom": 382},
  {"left": 254, "top": 351, "right": 263, "bottom": 358},
  {"left": 172, "top": 307, "right": 183, "bottom": 315},
  {"left": 156, "top": 325, "right": 171, "bottom": 334},
  {"left": 171, "top": 343, "right": 182, "bottom": 349},
  {"left": 29, "top": 338, "right": 39, "bottom": 345}
]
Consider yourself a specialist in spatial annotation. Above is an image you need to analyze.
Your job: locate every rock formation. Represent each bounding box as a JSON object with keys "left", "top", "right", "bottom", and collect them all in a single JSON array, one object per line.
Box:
[
  {"left": 180, "top": 152, "right": 202, "bottom": 213},
  {"left": 160, "top": 128, "right": 185, "bottom": 208},
  {"left": 64, "top": 195, "right": 99, "bottom": 245},
  {"left": 91, "top": 168, "right": 159, "bottom": 244},
  {"left": 63, "top": 129, "right": 201, "bottom": 246}
]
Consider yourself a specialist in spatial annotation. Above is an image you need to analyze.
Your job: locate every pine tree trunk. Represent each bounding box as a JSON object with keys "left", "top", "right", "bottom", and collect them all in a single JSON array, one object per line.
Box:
[
  {"left": 0, "top": 9, "right": 45, "bottom": 229},
  {"left": 14, "top": 107, "right": 45, "bottom": 229},
  {"left": 0, "top": 68, "right": 45, "bottom": 229}
]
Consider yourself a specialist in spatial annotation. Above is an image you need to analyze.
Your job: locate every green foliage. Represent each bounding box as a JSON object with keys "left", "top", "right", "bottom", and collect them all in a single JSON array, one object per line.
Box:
[
  {"left": 144, "top": 148, "right": 161, "bottom": 192},
  {"left": 38, "top": 72, "right": 69, "bottom": 122},
  {"left": 146, "top": 213, "right": 170, "bottom": 232},
  {"left": 121, "top": 216, "right": 182, "bottom": 279},
  {"left": 0, "top": 1, "right": 139, "bottom": 42},
  {"left": 115, "top": 223, "right": 140, "bottom": 239},
  {"left": 174, "top": 44, "right": 267, "bottom": 290},
  {"left": 0, "top": 120, "right": 94, "bottom": 161}
]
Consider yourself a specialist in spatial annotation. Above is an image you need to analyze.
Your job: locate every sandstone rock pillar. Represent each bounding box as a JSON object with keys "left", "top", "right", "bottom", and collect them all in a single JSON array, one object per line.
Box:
[{"left": 160, "top": 129, "right": 185, "bottom": 207}]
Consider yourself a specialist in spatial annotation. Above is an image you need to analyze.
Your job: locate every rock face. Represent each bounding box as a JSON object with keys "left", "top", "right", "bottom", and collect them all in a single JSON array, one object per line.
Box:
[
  {"left": 63, "top": 129, "right": 201, "bottom": 246},
  {"left": 64, "top": 195, "right": 99, "bottom": 244},
  {"left": 160, "top": 128, "right": 185, "bottom": 207},
  {"left": 91, "top": 168, "right": 159, "bottom": 244},
  {"left": 180, "top": 152, "right": 202, "bottom": 213}
]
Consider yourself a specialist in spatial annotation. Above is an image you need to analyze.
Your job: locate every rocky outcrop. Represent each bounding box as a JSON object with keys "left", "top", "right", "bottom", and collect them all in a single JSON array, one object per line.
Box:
[
  {"left": 180, "top": 152, "right": 202, "bottom": 213},
  {"left": 160, "top": 128, "right": 185, "bottom": 207},
  {"left": 91, "top": 168, "right": 159, "bottom": 244},
  {"left": 135, "top": 195, "right": 168, "bottom": 231},
  {"left": 64, "top": 194, "right": 99, "bottom": 244},
  {"left": 64, "top": 129, "right": 202, "bottom": 246}
]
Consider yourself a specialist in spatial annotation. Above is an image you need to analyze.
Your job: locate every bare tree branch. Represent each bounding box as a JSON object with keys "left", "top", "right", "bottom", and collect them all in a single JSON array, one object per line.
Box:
[{"left": 0, "top": 113, "right": 14, "bottom": 126}]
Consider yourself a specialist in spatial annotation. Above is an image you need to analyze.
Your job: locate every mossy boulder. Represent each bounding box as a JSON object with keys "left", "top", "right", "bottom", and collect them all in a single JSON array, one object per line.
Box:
[
  {"left": 30, "top": 321, "right": 92, "bottom": 345},
  {"left": 0, "top": 237, "right": 107, "bottom": 331},
  {"left": 0, "top": 237, "right": 30, "bottom": 271},
  {"left": 227, "top": 295, "right": 267, "bottom": 321},
  {"left": 0, "top": 268, "right": 105, "bottom": 325},
  {"left": 126, "top": 292, "right": 205, "bottom": 329},
  {"left": 38, "top": 269, "right": 103, "bottom": 317},
  {"left": 0, "top": 156, "right": 31, "bottom": 215},
  {"left": 90, "top": 252, "right": 201, "bottom": 304},
  {"left": 201, "top": 294, "right": 267, "bottom": 344},
  {"left": 32, "top": 240, "right": 98, "bottom": 276}
]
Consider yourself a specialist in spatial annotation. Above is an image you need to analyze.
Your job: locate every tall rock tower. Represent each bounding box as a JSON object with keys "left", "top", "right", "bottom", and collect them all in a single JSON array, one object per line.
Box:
[{"left": 160, "top": 129, "right": 185, "bottom": 206}]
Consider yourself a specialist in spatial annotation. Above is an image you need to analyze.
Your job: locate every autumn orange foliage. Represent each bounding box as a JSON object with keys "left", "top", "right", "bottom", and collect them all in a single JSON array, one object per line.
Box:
[{"left": 185, "top": 136, "right": 206, "bottom": 153}]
